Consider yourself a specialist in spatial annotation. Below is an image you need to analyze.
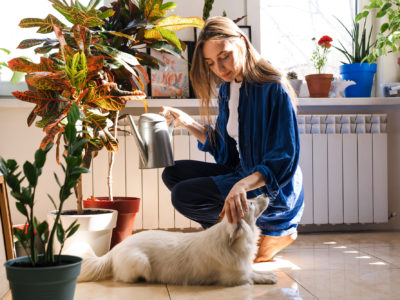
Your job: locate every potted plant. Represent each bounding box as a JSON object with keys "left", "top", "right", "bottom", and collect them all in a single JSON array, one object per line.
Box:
[
  {"left": 1, "top": 104, "right": 87, "bottom": 300},
  {"left": 334, "top": 15, "right": 377, "bottom": 97},
  {"left": 356, "top": 0, "right": 400, "bottom": 63},
  {"left": 80, "top": 0, "right": 204, "bottom": 247},
  {"left": 286, "top": 71, "right": 302, "bottom": 97},
  {"left": 6, "top": 0, "right": 145, "bottom": 255},
  {"left": 305, "top": 35, "right": 334, "bottom": 97},
  {"left": 9, "top": 0, "right": 204, "bottom": 249}
]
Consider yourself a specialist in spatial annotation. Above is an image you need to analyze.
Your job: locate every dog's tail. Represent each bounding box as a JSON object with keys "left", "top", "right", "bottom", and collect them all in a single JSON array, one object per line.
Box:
[{"left": 77, "top": 245, "right": 113, "bottom": 282}]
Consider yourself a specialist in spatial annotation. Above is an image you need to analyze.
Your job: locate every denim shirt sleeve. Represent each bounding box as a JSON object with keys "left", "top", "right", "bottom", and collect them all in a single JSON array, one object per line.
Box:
[{"left": 249, "top": 84, "right": 300, "bottom": 199}]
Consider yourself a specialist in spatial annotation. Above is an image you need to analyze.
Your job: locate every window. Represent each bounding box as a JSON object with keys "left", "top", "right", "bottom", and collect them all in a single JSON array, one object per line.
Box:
[
  {"left": 0, "top": 0, "right": 95, "bottom": 95},
  {"left": 260, "top": 0, "right": 357, "bottom": 78}
]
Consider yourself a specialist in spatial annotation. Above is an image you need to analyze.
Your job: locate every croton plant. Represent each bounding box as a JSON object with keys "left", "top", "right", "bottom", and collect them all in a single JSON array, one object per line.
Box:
[{"left": 8, "top": 0, "right": 204, "bottom": 212}]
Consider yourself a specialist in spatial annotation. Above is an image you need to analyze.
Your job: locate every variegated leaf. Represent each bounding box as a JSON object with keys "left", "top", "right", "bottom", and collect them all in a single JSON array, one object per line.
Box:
[
  {"left": 98, "top": 128, "right": 118, "bottom": 152},
  {"left": 106, "top": 31, "right": 136, "bottom": 41},
  {"left": 72, "top": 25, "right": 91, "bottom": 52},
  {"left": 12, "top": 90, "right": 68, "bottom": 105},
  {"left": 86, "top": 56, "right": 104, "bottom": 79},
  {"left": 156, "top": 27, "right": 182, "bottom": 50},
  {"left": 144, "top": 28, "right": 163, "bottom": 40},
  {"left": 17, "top": 38, "right": 53, "bottom": 49},
  {"left": 25, "top": 72, "right": 70, "bottom": 91},
  {"left": 97, "top": 9, "right": 115, "bottom": 20},
  {"left": 156, "top": 15, "right": 204, "bottom": 31},
  {"left": 19, "top": 14, "right": 66, "bottom": 34}
]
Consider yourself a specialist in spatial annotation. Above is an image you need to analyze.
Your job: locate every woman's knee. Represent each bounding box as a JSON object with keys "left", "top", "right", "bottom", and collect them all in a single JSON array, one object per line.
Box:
[
  {"left": 170, "top": 182, "right": 187, "bottom": 210},
  {"left": 161, "top": 165, "right": 176, "bottom": 190}
]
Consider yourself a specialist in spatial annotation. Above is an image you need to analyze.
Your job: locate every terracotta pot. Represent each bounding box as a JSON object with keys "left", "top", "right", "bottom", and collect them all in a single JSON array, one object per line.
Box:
[
  {"left": 83, "top": 197, "right": 140, "bottom": 248},
  {"left": 305, "top": 73, "right": 333, "bottom": 97}
]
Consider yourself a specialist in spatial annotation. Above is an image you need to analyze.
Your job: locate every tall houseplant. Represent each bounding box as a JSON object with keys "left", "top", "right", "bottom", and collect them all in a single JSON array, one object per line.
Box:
[
  {"left": 9, "top": 0, "right": 204, "bottom": 248},
  {"left": 305, "top": 35, "right": 334, "bottom": 97},
  {"left": 82, "top": 0, "right": 204, "bottom": 247},
  {"left": 1, "top": 104, "right": 87, "bottom": 300},
  {"left": 334, "top": 16, "right": 378, "bottom": 97}
]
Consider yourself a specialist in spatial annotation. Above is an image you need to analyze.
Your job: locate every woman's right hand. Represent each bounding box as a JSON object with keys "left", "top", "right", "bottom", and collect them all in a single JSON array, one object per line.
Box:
[{"left": 160, "top": 106, "right": 195, "bottom": 128}]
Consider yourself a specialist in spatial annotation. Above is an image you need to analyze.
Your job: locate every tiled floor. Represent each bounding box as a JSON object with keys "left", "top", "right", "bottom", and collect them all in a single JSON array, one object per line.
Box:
[{"left": 3, "top": 231, "right": 400, "bottom": 300}]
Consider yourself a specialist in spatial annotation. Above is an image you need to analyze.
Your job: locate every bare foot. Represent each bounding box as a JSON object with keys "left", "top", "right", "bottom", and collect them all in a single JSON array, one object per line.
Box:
[{"left": 254, "top": 232, "right": 297, "bottom": 263}]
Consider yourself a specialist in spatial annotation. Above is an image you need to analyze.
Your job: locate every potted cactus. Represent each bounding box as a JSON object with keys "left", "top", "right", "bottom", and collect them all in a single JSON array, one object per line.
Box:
[
  {"left": 1, "top": 104, "right": 87, "bottom": 300},
  {"left": 286, "top": 71, "right": 302, "bottom": 97}
]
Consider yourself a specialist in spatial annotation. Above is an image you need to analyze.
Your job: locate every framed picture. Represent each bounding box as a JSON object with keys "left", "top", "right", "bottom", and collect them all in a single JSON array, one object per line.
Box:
[
  {"left": 149, "top": 48, "right": 190, "bottom": 99},
  {"left": 239, "top": 25, "right": 252, "bottom": 42},
  {"left": 0, "top": 174, "right": 14, "bottom": 261}
]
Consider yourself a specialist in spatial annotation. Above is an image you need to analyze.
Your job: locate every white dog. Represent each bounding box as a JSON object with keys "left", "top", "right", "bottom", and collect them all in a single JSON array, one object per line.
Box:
[{"left": 78, "top": 195, "right": 276, "bottom": 286}]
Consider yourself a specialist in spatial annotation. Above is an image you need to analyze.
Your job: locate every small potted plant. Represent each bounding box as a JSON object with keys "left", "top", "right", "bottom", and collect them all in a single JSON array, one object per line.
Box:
[
  {"left": 305, "top": 35, "right": 334, "bottom": 97},
  {"left": 333, "top": 15, "right": 377, "bottom": 97},
  {"left": 286, "top": 71, "right": 302, "bottom": 97},
  {"left": 1, "top": 104, "right": 87, "bottom": 300}
]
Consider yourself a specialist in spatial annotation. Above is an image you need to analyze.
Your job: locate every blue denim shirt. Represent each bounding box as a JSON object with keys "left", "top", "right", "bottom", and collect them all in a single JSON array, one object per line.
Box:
[{"left": 198, "top": 80, "right": 304, "bottom": 236}]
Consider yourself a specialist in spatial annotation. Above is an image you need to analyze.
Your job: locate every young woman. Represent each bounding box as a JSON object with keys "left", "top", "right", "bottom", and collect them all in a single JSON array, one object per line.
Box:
[{"left": 161, "top": 16, "right": 303, "bottom": 262}]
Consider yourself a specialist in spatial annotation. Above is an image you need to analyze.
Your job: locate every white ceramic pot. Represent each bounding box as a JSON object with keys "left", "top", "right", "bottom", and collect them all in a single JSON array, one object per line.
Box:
[
  {"left": 47, "top": 208, "right": 118, "bottom": 257},
  {"left": 288, "top": 79, "right": 303, "bottom": 97}
]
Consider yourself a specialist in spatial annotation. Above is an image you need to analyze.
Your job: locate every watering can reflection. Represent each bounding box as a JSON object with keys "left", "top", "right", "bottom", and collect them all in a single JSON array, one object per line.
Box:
[{"left": 128, "top": 113, "right": 175, "bottom": 169}]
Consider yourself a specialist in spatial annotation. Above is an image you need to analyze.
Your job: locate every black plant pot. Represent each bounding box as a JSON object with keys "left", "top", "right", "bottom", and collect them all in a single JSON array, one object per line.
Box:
[{"left": 5, "top": 255, "right": 82, "bottom": 300}]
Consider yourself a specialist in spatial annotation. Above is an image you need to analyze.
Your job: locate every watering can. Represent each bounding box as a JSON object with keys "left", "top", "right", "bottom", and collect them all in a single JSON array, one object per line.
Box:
[{"left": 128, "top": 113, "right": 174, "bottom": 169}]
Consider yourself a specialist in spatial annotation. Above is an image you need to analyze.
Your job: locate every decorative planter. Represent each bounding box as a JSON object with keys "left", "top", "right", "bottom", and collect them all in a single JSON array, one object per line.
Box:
[
  {"left": 339, "top": 63, "right": 377, "bottom": 97},
  {"left": 288, "top": 79, "right": 303, "bottom": 97},
  {"left": 5, "top": 255, "right": 82, "bottom": 300},
  {"left": 305, "top": 74, "right": 333, "bottom": 98},
  {"left": 47, "top": 208, "right": 117, "bottom": 256},
  {"left": 83, "top": 197, "right": 141, "bottom": 248}
]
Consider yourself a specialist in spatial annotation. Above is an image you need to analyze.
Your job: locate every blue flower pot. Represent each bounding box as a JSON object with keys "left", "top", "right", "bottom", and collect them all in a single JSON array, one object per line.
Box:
[
  {"left": 5, "top": 255, "right": 82, "bottom": 300},
  {"left": 339, "top": 63, "right": 377, "bottom": 97}
]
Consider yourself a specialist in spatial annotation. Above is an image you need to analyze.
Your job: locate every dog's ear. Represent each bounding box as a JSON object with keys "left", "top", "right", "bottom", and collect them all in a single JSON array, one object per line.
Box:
[{"left": 228, "top": 223, "right": 242, "bottom": 246}]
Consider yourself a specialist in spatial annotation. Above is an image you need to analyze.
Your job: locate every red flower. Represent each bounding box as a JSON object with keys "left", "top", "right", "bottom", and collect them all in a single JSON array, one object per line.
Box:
[{"left": 318, "top": 35, "right": 333, "bottom": 48}]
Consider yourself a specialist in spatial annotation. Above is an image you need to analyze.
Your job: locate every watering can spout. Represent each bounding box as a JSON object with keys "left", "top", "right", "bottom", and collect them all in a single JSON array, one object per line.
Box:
[
  {"left": 128, "top": 115, "right": 148, "bottom": 166},
  {"left": 127, "top": 113, "right": 174, "bottom": 169}
]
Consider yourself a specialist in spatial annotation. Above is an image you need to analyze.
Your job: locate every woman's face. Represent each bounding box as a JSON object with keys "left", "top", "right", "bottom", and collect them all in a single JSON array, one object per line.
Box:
[{"left": 202, "top": 37, "right": 245, "bottom": 82}]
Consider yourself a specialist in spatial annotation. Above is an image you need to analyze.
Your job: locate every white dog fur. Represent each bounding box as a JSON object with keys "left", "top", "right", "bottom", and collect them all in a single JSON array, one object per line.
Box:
[{"left": 78, "top": 194, "right": 276, "bottom": 286}]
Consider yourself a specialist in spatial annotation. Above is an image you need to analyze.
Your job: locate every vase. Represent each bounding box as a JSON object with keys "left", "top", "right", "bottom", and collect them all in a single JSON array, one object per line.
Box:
[
  {"left": 83, "top": 197, "right": 141, "bottom": 248},
  {"left": 339, "top": 63, "right": 377, "bottom": 97},
  {"left": 305, "top": 74, "right": 333, "bottom": 98},
  {"left": 5, "top": 255, "right": 81, "bottom": 300},
  {"left": 47, "top": 208, "right": 117, "bottom": 256}
]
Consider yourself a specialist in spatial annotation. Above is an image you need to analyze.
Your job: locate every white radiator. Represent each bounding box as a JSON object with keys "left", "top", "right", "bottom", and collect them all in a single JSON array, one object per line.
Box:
[{"left": 85, "top": 114, "right": 388, "bottom": 230}]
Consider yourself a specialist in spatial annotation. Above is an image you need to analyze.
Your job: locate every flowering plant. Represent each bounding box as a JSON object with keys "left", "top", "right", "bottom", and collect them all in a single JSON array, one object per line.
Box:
[{"left": 311, "top": 35, "right": 333, "bottom": 73}]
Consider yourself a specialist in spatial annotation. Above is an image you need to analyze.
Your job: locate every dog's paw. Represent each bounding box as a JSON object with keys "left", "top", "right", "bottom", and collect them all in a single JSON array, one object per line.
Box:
[{"left": 251, "top": 271, "right": 277, "bottom": 284}]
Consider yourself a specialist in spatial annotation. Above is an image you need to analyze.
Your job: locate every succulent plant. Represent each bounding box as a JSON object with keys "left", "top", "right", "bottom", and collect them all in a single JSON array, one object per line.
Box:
[{"left": 287, "top": 71, "right": 298, "bottom": 80}]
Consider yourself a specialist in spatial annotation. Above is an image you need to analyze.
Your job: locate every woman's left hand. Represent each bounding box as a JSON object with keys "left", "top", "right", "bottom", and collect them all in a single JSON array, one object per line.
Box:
[{"left": 219, "top": 183, "right": 249, "bottom": 223}]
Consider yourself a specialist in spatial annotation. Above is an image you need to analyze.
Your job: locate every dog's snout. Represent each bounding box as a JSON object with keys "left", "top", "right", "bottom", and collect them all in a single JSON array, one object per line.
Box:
[{"left": 255, "top": 195, "right": 269, "bottom": 211}]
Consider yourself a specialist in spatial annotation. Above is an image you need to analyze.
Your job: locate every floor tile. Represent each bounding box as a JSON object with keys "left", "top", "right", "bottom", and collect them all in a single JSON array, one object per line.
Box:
[
  {"left": 75, "top": 281, "right": 170, "bottom": 300},
  {"left": 274, "top": 247, "right": 394, "bottom": 271},
  {"left": 168, "top": 272, "right": 317, "bottom": 300},
  {"left": 358, "top": 245, "right": 400, "bottom": 267},
  {"left": 286, "top": 268, "right": 400, "bottom": 300}
]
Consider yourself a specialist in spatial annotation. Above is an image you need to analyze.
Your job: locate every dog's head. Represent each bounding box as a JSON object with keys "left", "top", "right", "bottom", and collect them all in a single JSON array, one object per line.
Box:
[
  {"left": 227, "top": 194, "right": 269, "bottom": 246},
  {"left": 242, "top": 194, "right": 269, "bottom": 225}
]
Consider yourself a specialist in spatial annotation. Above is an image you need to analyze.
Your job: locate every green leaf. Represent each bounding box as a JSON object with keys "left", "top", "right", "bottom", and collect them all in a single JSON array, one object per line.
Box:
[
  {"left": 70, "top": 166, "right": 89, "bottom": 176},
  {"left": 156, "top": 27, "right": 182, "bottom": 50},
  {"left": 15, "top": 202, "right": 28, "bottom": 217},
  {"left": 66, "top": 223, "right": 80, "bottom": 238},
  {"left": 23, "top": 161, "right": 38, "bottom": 187},
  {"left": 56, "top": 223, "right": 65, "bottom": 244},
  {"left": 355, "top": 11, "right": 369, "bottom": 22},
  {"left": 65, "top": 124, "right": 77, "bottom": 144},
  {"left": 380, "top": 23, "right": 389, "bottom": 33},
  {"left": 34, "top": 149, "right": 46, "bottom": 169},
  {"left": 48, "top": 193, "right": 58, "bottom": 210},
  {"left": 67, "top": 103, "right": 80, "bottom": 125}
]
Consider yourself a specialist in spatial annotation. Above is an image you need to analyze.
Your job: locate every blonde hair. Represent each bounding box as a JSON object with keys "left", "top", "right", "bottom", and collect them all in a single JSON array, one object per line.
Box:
[{"left": 190, "top": 16, "right": 297, "bottom": 123}]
